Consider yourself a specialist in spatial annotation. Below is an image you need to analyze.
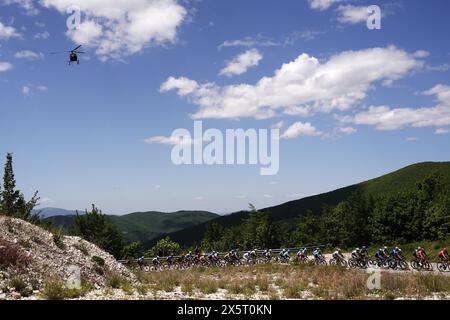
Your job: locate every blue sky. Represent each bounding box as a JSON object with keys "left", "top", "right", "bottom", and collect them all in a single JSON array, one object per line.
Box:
[{"left": 0, "top": 0, "right": 449, "bottom": 214}]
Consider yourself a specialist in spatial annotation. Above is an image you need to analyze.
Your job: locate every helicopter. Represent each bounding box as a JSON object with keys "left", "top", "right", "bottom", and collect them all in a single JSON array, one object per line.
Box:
[{"left": 50, "top": 45, "right": 85, "bottom": 65}]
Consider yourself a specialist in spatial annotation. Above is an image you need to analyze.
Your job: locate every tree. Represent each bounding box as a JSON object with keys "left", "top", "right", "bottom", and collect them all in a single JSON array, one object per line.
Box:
[
  {"left": 0, "top": 153, "right": 40, "bottom": 223},
  {"left": 146, "top": 237, "right": 181, "bottom": 257},
  {"left": 71, "top": 204, "right": 124, "bottom": 259},
  {"left": 122, "top": 241, "right": 144, "bottom": 260}
]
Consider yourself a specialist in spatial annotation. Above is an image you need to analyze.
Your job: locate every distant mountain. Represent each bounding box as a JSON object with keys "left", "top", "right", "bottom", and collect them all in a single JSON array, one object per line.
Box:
[
  {"left": 33, "top": 207, "right": 82, "bottom": 218},
  {"left": 44, "top": 210, "right": 218, "bottom": 245},
  {"left": 155, "top": 161, "right": 450, "bottom": 247}
]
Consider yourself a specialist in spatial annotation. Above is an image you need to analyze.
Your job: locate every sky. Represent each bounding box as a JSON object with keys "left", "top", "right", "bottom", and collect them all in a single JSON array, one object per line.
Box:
[{"left": 0, "top": 0, "right": 449, "bottom": 215}]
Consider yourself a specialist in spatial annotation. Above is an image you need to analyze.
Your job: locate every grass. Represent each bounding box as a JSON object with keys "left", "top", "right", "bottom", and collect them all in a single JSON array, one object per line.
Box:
[
  {"left": 132, "top": 263, "right": 450, "bottom": 300},
  {"left": 40, "top": 278, "right": 91, "bottom": 300},
  {"left": 8, "top": 276, "right": 33, "bottom": 297},
  {"left": 74, "top": 242, "right": 89, "bottom": 255}
]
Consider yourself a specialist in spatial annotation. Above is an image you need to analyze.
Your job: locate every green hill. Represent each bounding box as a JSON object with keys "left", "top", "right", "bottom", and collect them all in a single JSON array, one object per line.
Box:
[
  {"left": 45, "top": 210, "right": 218, "bottom": 244},
  {"left": 155, "top": 162, "right": 450, "bottom": 247}
]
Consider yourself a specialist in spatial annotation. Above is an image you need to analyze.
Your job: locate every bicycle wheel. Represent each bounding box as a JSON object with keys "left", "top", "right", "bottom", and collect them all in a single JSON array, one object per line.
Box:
[
  {"left": 410, "top": 260, "right": 419, "bottom": 270},
  {"left": 348, "top": 259, "right": 357, "bottom": 269},
  {"left": 340, "top": 260, "right": 348, "bottom": 268},
  {"left": 423, "top": 261, "right": 433, "bottom": 271},
  {"left": 398, "top": 260, "right": 408, "bottom": 270},
  {"left": 329, "top": 258, "right": 337, "bottom": 266},
  {"left": 437, "top": 262, "right": 447, "bottom": 273}
]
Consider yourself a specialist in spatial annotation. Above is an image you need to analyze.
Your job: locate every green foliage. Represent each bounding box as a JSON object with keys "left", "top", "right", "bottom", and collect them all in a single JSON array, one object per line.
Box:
[
  {"left": 92, "top": 256, "right": 105, "bottom": 266},
  {"left": 53, "top": 226, "right": 66, "bottom": 249},
  {"left": 8, "top": 276, "right": 33, "bottom": 297},
  {"left": 146, "top": 236, "right": 181, "bottom": 257},
  {"left": 200, "top": 173, "right": 450, "bottom": 251},
  {"left": 70, "top": 204, "right": 124, "bottom": 259},
  {"left": 40, "top": 278, "right": 91, "bottom": 300},
  {"left": 0, "top": 153, "right": 40, "bottom": 223},
  {"left": 122, "top": 241, "right": 144, "bottom": 259}
]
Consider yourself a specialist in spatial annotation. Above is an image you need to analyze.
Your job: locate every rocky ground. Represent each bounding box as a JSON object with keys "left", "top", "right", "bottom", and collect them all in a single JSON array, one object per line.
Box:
[{"left": 0, "top": 216, "right": 134, "bottom": 300}]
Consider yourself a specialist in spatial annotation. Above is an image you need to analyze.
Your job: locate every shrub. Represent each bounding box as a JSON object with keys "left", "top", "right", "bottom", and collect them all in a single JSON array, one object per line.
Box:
[
  {"left": 0, "top": 239, "right": 29, "bottom": 269},
  {"left": 74, "top": 242, "right": 89, "bottom": 255},
  {"left": 105, "top": 272, "right": 127, "bottom": 289},
  {"left": 19, "top": 239, "right": 32, "bottom": 250},
  {"left": 52, "top": 227, "right": 66, "bottom": 249},
  {"left": 92, "top": 256, "right": 105, "bottom": 266},
  {"left": 8, "top": 276, "right": 33, "bottom": 297},
  {"left": 40, "top": 278, "right": 90, "bottom": 300}
]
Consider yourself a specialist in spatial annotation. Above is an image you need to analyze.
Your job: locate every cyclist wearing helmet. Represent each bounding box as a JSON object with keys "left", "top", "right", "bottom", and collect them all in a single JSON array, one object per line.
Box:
[
  {"left": 438, "top": 248, "right": 449, "bottom": 262},
  {"left": 360, "top": 246, "right": 368, "bottom": 257},
  {"left": 351, "top": 248, "right": 361, "bottom": 260},
  {"left": 392, "top": 247, "right": 403, "bottom": 260},
  {"left": 152, "top": 256, "right": 160, "bottom": 266},
  {"left": 332, "top": 248, "right": 344, "bottom": 261}
]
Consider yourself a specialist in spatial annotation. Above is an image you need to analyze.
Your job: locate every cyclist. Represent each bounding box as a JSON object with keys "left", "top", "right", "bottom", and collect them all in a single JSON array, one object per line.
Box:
[
  {"left": 415, "top": 247, "right": 427, "bottom": 264},
  {"left": 297, "top": 248, "right": 307, "bottom": 261},
  {"left": 438, "top": 247, "right": 449, "bottom": 262},
  {"left": 392, "top": 247, "right": 403, "bottom": 261},
  {"left": 250, "top": 250, "right": 257, "bottom": 260},
  {"left": 243, "top": 251, "right": 251, "bottom": 263},
  {"left": 313, "top": 247, "right": 324, "bottom": 262},
  {"left": 332, "top": 248, "right": 344, "bottom": 262},
  {"left": 375, "top": 247, "right": 387, "bottom": 261},
  {"left": 152, "top": 256, "right": 160, "bottom": 266},
  {"left": 360, "top": 246, "right": 368, "bottom": 258},
  {"left": 351, "top": 248, "right": 361, "bottom": 261},
  {"left": 137, "top": 256, "right": 146, "bottom": 270},
  {"left": 231, "top": 249, "right": 239, "bottom": 261},
  {"left": 263, "top": 249, "right": 272, "bottom": 261},
  {"left": 167, "top": 254, "right": 174, "bottom": 266}
]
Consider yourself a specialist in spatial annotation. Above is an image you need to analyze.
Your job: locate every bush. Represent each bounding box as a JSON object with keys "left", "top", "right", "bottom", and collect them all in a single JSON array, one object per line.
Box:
[
  {"left": 8, "top": 276, "right": 33, "bottom": 297},
  {"left": 92, "top": 256, "right": 105, "bottom": 267},
  {"left": 105, "top": 272, "right": 127, "bottom": 289},
  {"left": 40, "top": 278, "right": 90, "bottom": 300},
  {"left": 52, "top": 227, "right": 66, "bottom": 249},
  {"left": 19, "top": 239, "right": 32, "bottom": 250},
  {"left": 0, "top": 239, "right": 29, "bottom": 269},
  {"left": 74, "top": 242, "right": 89, "bottom": 255}
]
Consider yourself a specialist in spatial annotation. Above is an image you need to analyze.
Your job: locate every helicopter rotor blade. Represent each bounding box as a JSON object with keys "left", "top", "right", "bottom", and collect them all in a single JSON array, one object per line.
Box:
[
  {"left": 74, "top": 51, "right": 86, "bottom": 54},
  {"left": 73, "top": 45, "right": 82, "bottom": 51}
]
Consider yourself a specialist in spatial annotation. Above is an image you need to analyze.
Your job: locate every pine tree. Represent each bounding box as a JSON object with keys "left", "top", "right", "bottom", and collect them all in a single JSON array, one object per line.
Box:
[{"left": 1, "top": 153, "right": 21, "bottom": 216}]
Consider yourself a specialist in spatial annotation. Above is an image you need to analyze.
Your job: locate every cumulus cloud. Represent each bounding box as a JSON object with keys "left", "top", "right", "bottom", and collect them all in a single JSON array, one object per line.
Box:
[
  {"left": 281, "top": 122, "right": 323, "bottom": 139},
  {"left": 219, "top": 49, "right": 263, "bottom": 77},
  {"left": 0, "top": 21, "right": 20, "bottom": 40},
  {"left": 40, "top": 0, "right": 188, "bottom": 60},
  {"left": 341, "top": 84, "right": 450, "bottom": 130},
  {"left": 0, "top": 61, "right": 13, "bottom": 71},
  {"left": 337, "top": 5, "right": 369, "bottom": 24},
  {"left": 14, "top": 50, "right": 44, "bottom": 60},
  {"left": 161, "top": 46, "right": 424, "bottom": 120},
  {"left": 308, "top": 0, "right": 344, "bottom": 11}
]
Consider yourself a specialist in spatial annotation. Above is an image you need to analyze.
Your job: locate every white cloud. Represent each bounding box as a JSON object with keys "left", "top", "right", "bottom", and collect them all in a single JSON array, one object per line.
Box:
[
  {"left": 0, "top": 21, "right": 20, "bottom": 40},
  {"left": 0, "top": 61, "right": 13, "bottom": 71},
  {"left": 341, "top": 84, "right": 450, "bottom": 130},
  {"left": 406, "top": 137, "right": 418, "bottom": 142},
  {"left": 143, "top": 135, "right": 197, "bottom": 145},
  {"left": 219, "top": 49, "right": 262, "bottom": 77},
  {"left": 413, "top": 50, "right": 430, "bottom": 58},
  {"left": 308, "top": 0, "right": 344, "bottom": 11},
  {"left": 1, "top": 0, "right": 39, "bottom": 15},
  {"left": 33, "top": 31, "right": 50, "bottom": 40},
  {"left": 435, "top": 128, "right": 449, "bottom": 135},
  {"left": 22, "top": 85, "right": 30, "bottom": 95},
  {"left": 426, "top": 64, "right": 450, "bottom": 72},
  {"left": 40, "top": 0, "right": 187, "bottom": 60},
  {"left": 22, "top": 84, "right": 48, "bottom": 95},
  {"left": 218, "top": 35, "right": 278, "bottom": 50},
  {"left": 281, "top": 122, "right": 323, "bottom": 139},
  {"left": 339, "top": 126, "right": 357, "bottom": 135},
  {"left": 161, "top": 46, "right": 423, "bottom": 120},
  {"left": 337, "top": 5, "right": 369, "bottom": 24},
  {"left": 271, "top": 121, "right": 284, "bottom": 129},
  {"left": 14, "top": 50, "right": 44, "bottom": 60}
]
